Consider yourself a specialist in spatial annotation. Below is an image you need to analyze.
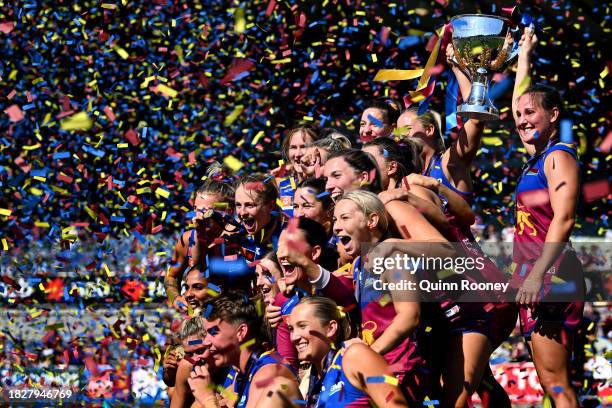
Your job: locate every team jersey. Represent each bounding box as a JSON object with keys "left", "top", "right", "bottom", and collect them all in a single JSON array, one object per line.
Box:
[
  {"left": 239, "top": 215, "right": 285, "bottom": 262},
  {"left": 308, "top": 345, "right": 370, "bottom": 407},
  {"left": 278, "top": 176, "right": 298, "bottom": 218},
  {"left": 231, "top": 350, "right": 295, "bottom": 408},
  {"left": 511, "top": 141, "right": 582, "bottom": 295},
  {"left": 354, "top": 256, "right": 423, "bottom": 376},
  {"left": 273, "top": 273, "right": 358, "bottom": 369},
  {"left": 423, "top": 151, "right": 472, "bottom": 201},
  {"left": 513, "top": 142, "right": 577, "bottom": 264}
]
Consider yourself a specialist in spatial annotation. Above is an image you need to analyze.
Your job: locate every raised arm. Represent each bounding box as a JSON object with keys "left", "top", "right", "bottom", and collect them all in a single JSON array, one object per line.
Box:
[
  {"left": 165, "top": 231, "right": 190, "bottom": 313},
  {"left": 512, "top": 26, "right": 538, "bottom": 122},
  {"left": 446, "top": 42, "right": 472, "bottom": 102},
  {"left": 445, "top": 42, "right": 485, "bottom": 166}
]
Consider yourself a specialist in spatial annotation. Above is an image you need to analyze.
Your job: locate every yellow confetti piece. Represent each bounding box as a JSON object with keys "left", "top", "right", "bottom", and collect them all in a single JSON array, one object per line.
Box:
[
  {"left": 374, "top": 69, "right": 424, "bottom": 81},
  {"left": 114, "top": 46, "right": 130, "bottom": 60},
  {"left": 600, "top": 65, "right": 609, "bottom": 79},
  {"left": 270, "top": 58, "right": 291, "bottom": 64},
  {"left": 436, "top": 268, "right": 455, "bottom": 280},
  {"left": 408, "top": 93, "right": 426, "bottom": 103},
  {"left": 60, "top": 112, "right": 93, "bottom": 131},
  {"left": 155, "top": 187, "right": 170, "bottom": 198},
  {"left": 378, "top": 294, "right": 391, "bottom": 307},
  {"left": 471, "top": 46, "right": 483, "bottom": 55},
  {"left": 482, "top": 136, "right": 503, "bottom": 146},
  {"left": 223, "top": 155, "right": 244, "bottom": 172},
  {"left": 383, "top": 375, "right": 399, "bottom": 386},
  {"left": 251, "top": 130, "right": 265, "bottom": 145},
  {"left": 425, "top": 326, "right": 432, "bottom": 332},
  {"left": 371, "top": 53, "right": 378, "bottom": 63},
  {"left": 240, "top": 338, "right": 256, "bottom": 350},
  {"left": 23, "top": 143, "right": 41, "bottom": 150},
  {"left": 1, "top": 239, "right": 8, "bottom": 251},
  {"left": 0, "top": 208, "right": 12, "bottom": 216},
  {"left": 153, "top": 347, "right": 161, "bottom": 372},
  {"left": 224, "top": 105, "right": 244, "bottom": 126},
  {"left": 154, "top": 84, "right": 178, "bottom": 98},
  {"left": 234, "top": 8, "right": 246, "bottom": 34},
  {"left": 102, "top": 263, "right": 114, "bottom": 277}
]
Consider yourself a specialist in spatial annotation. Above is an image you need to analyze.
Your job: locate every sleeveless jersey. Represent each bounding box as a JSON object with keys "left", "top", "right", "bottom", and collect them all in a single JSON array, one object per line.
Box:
[
  {"left": 239, "top": 216, "right": 285, "bottom": 262},
  {"left": 511, "top": 142, "right": 580, "bottom": 294},
  {"left": 423, "top": 151, "right": 472, "bottom": 201},
  {"left": 232, "top": 350, "right": 294, "bottom": 408},
  {"left": 354, "top": 256, "right": 423, "bottom": 375},
  {"left": 309, "top": 345, "right": 370, "bottom": 407},
  {"left": 513, "top": 142, "right": 577, "bottom": 264},
  {"left": 278, "top": 176, "right": 297, "bottom": 218}
]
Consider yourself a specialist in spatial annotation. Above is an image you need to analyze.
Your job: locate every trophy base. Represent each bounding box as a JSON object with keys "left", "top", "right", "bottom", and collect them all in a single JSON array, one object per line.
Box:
[{"left": 457, "top": 103, "right": 499, "bottom": 121}]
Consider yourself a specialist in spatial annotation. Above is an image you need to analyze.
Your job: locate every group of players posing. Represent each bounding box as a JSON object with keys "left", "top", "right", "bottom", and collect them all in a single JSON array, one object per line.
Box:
[{"left": 161, "top": 29, "right": 585, "bottom": 408}]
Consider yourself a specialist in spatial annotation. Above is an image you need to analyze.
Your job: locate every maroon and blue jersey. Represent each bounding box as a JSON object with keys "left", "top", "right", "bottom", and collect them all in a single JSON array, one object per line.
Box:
[
  {"left": 354, "top": 256, "right": 423, "bottom": 376},
  {"left": 273, "top": 274, "right": 358, "bottom": 369},
  {"left": 511, "top": 141, "right": 584, "bottom": 335},
  {"left": 423, "top": 150, "right": 516, "bottom": 348},
  {"left": 512, "top": 142, "right": 577, "bottom": 265},
  {"left": 278, "top": 176, "right": 297, "bottom": 218},
  {"left": 308, "top": 345, "right": 370, "bottom": 408},
  {"left": 423, "top": 151, "right": 472, "bottom": 201},
  {"left": 231, "top": 350, "right": 296, "bottom": 408}
]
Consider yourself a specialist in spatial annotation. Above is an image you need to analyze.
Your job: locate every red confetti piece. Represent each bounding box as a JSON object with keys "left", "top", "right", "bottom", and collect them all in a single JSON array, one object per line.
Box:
[
  {"left": 124, "top": 128, "right": 140, "bottom": 146},
  {"left": 520, "top": 189, "right": 550, "bottom": 207},
  {"left": 4, "top": 104, "right": 24, "bottom": 122},
  {"left": 385, "top": 390, "right": 395, "bottom": 403},
  {"left": 400, "top": 224, "right": 411, "bottom": 239},
  {"left": 244, "top": 181, "right": 265, "bottom": 191},
  {"left": 83, "top": 356, "right": 100, "bottom": 376},
  {"left": 220, "top": 58, "right": 256, "bottom": 85},
  {"left": 599, "top": 131, "right": 612, "bottom": 153},
  {"left": 0, "top": 21, "right": 14, "bottom": 34},
  {"left": 427, "top": 64, "right": 445, "bottom": 75},
  {"left": 582, "top": 179, "right": 611, "bottom": 202},
  {"left": 103, "top": 106, "right": 116, "bottom": 122},
  {"left": 265, "top": 0, "right": 277, "bottom": 16}
]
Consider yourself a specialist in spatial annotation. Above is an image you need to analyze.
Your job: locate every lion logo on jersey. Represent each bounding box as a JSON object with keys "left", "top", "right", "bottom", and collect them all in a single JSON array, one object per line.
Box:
[{"left": 516, "top": 205, "right": 537, "bottom": 236}]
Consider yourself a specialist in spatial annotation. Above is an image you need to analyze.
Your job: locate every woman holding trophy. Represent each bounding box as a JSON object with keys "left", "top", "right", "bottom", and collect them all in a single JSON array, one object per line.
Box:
[{"left": 511, "top": 28, "right": 584, "bottom": 408}]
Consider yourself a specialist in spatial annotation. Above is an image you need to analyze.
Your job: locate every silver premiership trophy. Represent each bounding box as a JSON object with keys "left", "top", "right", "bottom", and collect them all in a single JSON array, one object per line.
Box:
[{"left": 451, "top": 14, "right": 521, "bottom": 121}]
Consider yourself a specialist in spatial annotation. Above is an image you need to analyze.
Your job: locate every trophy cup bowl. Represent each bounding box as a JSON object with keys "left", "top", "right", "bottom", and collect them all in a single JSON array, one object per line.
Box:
[{"left": 451, "top": 14, "right": 520, "bottom": 121}]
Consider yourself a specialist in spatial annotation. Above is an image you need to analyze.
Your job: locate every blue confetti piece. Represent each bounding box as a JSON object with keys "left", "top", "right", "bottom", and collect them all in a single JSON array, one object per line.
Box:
[
  {"left": 423, "top": 400, "right": 439, "bottom": 406},
  {"left": 208, "top": 257, "right": 250, "bottom": 276},
  {"left": 203, "top": 304, "right": 213, "bottom": 319},
  {"left": 207, "top": 282, "right": 221, "bottom": 293},
  {"left": 187, "top": 339, "right": 203, "bottom": 345},
  {"left": 367, "top": 114, "right": 384, "bottom": 128},
  {"left": 560, "top": 119, "right": 573, "bottom": 143}
]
